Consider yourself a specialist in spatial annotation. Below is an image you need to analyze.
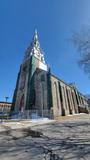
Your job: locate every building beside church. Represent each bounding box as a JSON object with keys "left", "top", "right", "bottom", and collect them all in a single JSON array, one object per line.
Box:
[
  {"left": 11, "top": 30, "right": 89, "bottom": 118},
  {"left": 0, "top": 101, "right": 11, "bottom": 112}
]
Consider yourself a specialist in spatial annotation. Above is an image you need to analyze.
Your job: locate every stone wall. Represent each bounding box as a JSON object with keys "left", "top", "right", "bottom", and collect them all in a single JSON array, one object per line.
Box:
[{"left": 50, "top": 75, "right": 88, "bottom": 118}]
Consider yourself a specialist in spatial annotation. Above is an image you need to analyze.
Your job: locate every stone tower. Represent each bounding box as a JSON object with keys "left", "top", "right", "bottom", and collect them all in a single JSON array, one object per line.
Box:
[{"left": 11, "top": 30, "right": 52, "bottom": 113}]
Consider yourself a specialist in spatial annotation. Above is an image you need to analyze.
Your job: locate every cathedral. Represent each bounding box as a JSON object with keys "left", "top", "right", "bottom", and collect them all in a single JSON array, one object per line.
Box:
[{"left": 11, "top": 30, "right": 89, "bottom": 118}]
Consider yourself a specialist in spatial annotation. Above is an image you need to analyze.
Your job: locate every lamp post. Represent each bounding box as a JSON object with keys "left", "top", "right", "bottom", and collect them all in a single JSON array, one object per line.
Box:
[{"left": 5, "top": 97, "right": 9, "bottom": 102}]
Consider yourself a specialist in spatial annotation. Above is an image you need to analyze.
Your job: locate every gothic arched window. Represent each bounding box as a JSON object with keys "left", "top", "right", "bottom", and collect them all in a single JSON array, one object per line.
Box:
[
  {"left": 19, "top": 94, "right": 24, "bottom": 112},
  {"left": 54, "top": 82, "right": 59, "bottom": 109}
]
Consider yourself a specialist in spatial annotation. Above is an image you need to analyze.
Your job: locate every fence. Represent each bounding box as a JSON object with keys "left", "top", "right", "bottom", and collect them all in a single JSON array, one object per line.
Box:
[{"left": 0, "top": 109, "right": 54, "bottom": 121}]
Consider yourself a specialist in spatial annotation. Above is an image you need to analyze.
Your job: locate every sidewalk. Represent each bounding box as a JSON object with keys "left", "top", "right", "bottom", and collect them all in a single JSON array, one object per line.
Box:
[{"left": 55, "top": 113, "right": 89, "bottom": 121}]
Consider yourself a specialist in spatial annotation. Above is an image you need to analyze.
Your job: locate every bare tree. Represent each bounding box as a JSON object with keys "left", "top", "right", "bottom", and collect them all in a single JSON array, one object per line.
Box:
[{"left": 71, "top": 27, "right": 90, "bottom": 76}]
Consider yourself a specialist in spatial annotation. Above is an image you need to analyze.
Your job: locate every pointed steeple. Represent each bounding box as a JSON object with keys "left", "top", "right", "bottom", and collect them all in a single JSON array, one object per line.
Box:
[
  {"left": 24, "top": 29, "right": 45, "bottom": 64},
  {"left": 32, "top": 29, "right": 40, "bottom": 50},
  {"left": 34, "top": 29, "right": 38, "bottom": 41}
]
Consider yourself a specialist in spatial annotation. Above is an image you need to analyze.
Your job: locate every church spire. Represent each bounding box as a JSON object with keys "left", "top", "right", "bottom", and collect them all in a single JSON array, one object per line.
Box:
[
  {"left": 32, "top": 29, "right": 40, "bottom": 49},
  {"left": 34, "top": 29, "right": 38, "bottom": 40},
  {"left": 24, "top": 29, "right": 45, "bottom": 63}
]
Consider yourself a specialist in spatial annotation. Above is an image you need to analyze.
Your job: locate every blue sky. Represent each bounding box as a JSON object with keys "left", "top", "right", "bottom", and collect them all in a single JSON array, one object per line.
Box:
[{"left": 0, "top": 0, "right": 90, "bottom": 102}]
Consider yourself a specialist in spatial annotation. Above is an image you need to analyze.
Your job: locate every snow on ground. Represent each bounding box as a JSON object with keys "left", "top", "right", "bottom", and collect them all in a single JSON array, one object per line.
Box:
[{"left": 0, "top": 119, "right": 55, "bottom": 131}]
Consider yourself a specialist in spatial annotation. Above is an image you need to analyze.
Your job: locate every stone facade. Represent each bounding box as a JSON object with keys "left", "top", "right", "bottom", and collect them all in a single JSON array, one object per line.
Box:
[
  {"left": 11, "top": 30, "right": 89, "bottom": 118},
  {"left": 50, "top": 75, "right": 89, "bottom": 117}
]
